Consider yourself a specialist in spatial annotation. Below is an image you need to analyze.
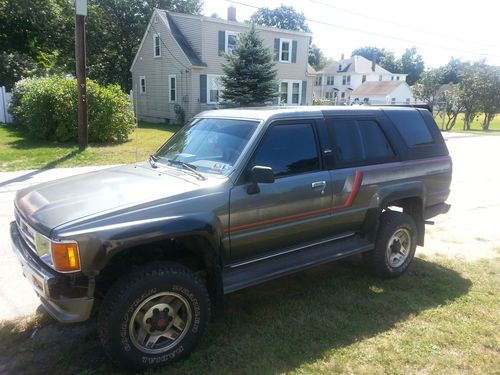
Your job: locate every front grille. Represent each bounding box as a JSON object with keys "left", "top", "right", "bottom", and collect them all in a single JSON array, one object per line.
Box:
[{"left": 15, "top": 208, "right": 36, "bottom": 252}]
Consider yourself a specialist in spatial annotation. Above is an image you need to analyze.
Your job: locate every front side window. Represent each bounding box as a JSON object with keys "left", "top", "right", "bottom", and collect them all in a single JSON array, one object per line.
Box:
[
  {"left": 346, "top": 75, "right": 351, "bottom": 85},
  {"left": 154, "top": 34, "right": 161, "bottom": 57},
  {"left": 342, "top": 76, "right": 347, "bottom": 85},
  {"left": 279, "top": 39, "right": 291, "bottom": 62},
  {"left": 251, "top": 124, "right": 319, "bottom": 178},
  {"left": 226, "top": 31, "right": 238, "bottom": 54},
  {"left": 169, "top": 75, "right": 176, "bottom": 102},
  {"left": 315, "top": 76, "right": 322, "bottom": 86},
  {"left": 207, "top": 74, "right": 224, "bottom": 104},
  {"left": 280, "top": 82, "right": 288, "bottom": 104},
  {"left": 362, "top": 75, "right": 366, "bottom": 83},
  {"left": 155, "top": 118, "right": 259, "bottom": 175}
]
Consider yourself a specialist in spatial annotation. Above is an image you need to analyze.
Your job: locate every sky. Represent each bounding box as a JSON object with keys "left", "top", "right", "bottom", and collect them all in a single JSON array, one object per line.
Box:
[{"left": 203, "top": 0, "right": 500, "bottom": 68}]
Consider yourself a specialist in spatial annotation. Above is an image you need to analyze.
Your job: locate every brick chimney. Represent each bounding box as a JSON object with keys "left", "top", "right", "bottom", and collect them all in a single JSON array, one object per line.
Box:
[
  {"left": 371, "top": 53, "right": 376, "bottom": 72},
  {"left": 227, "top": 6, "right": 236, "bottom": 22},
  {"left": 341, "top": 53, "right": 345, "bottom": 60}
]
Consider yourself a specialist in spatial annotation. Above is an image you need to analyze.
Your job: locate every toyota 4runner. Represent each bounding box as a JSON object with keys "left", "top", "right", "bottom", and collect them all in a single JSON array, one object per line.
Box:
[{"left": 11, "top": 106, "right": 452, "bottom": 370}]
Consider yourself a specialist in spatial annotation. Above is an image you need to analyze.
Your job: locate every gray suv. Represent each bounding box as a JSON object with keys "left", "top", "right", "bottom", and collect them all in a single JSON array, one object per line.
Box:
[{"left": 11, "top": 106, "right": 452, "bottom": 370}]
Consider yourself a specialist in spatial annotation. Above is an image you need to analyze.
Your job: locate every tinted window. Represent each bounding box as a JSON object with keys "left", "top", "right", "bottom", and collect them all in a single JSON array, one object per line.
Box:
[
  {"left": 385, "top": 109, "right": 434, "bottom": 147},
  {"left": 328, "top": 119, "right": 394, "bottom": 165},
  {"left": 251, "top": 124, "right": 319, "bottom": 177}
]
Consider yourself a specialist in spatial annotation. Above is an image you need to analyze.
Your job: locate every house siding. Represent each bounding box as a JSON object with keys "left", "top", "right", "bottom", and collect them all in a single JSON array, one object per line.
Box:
[
  {"left": 131, "top": 11, "right": 313, "bottom": 123},
  {"left": 132, "top": 11, "right": 193, "bottom": 123}
]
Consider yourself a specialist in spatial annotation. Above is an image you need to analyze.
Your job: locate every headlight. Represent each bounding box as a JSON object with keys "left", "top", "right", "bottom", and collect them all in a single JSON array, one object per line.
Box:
[{"left": 34, "top": 232, "right": 81, "bottom": 273}]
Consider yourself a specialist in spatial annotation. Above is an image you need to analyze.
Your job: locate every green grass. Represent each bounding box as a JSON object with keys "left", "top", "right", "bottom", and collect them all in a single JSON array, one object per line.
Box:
[
  {"left": 0, "top": 122, "right": 180, "bottom": 172},
  {"left": 434, "top": 113, "right": 500, "bottom": 135},
  {"left": 1, "top": 255, "right": 498, "bottom": 375}
]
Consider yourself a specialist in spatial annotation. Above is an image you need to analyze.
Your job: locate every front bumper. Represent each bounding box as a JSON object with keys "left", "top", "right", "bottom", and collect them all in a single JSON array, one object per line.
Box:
[{"left": 10, "top": 221, "right": 94, "bottom": 323}]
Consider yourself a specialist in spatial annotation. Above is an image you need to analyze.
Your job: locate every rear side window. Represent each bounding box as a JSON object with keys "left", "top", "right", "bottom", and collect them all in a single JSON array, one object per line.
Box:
[
  {"left": 385, "top": 110, "right": 434, "bottom": 147},
  {"left": 328, "top": 119, "right": 395, "bottom": 165},
  {"left": 251, "top": 124, "right": 320, "bottom": 177}
]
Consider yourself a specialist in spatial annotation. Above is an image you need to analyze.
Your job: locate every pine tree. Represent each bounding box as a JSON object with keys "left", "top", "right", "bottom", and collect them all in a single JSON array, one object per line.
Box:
[{"left": 220, "top": 24, "right": 277, "bottom": 106}]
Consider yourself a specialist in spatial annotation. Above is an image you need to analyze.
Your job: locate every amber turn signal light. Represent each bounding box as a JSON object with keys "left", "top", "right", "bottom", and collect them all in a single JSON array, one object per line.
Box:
[{"left": 51, "top": 242, "right": 81, "bottom": 272}]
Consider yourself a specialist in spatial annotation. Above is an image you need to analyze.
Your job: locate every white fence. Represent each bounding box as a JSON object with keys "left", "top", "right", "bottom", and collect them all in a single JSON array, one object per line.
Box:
[{"left": 0, "top": 86, "right": 13, "bottom": 123}]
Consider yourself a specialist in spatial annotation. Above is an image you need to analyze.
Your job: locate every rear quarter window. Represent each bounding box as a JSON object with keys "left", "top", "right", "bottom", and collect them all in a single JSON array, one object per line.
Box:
[{"left": 384, "top": 110, "right": 434, "bottom": 147}]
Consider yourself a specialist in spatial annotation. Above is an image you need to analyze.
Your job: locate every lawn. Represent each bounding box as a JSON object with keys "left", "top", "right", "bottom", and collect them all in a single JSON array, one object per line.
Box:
[
  {"left": 0, "top": 122, "right": 180, "bottom": 172},
  {"left": 434, "top": 112, "right": 500, "bottom": 134},
  {"left": 0, "top": 255, "right": 498, "bottom": 375}
]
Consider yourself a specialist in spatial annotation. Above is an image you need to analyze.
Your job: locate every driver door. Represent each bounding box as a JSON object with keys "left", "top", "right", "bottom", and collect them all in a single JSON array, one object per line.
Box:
[{"left": 227, "top": 121, "right": 333, "bottom": 262}]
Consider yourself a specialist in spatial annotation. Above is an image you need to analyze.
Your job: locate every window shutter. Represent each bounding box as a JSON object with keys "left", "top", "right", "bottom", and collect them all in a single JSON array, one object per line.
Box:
[
  {"left": 301, "top": 81, "right": 307, "bottom": 105},
  {"left": 200, "top": 75, "right": 207, "bottom": 103},
  {"left": 218, "top": 31, "right": 225, "bottom": 56},
  {"left": 291, "top": 40, "right": 298, "bottom": 63},
  {"left": 274, "top": 38, "right": 280, "bottom": 61}
]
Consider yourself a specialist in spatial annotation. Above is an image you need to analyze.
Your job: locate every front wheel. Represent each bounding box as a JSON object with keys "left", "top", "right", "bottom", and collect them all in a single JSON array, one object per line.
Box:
[
  {"left": 98, "top": 262, "right": 210, "bottom": 371},
  {"left": 364, "top": 211, "right": 417, "bottom": 278}
]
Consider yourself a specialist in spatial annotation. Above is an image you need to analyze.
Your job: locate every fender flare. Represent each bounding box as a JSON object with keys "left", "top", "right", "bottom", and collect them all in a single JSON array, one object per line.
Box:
[{"left": 362, "top": 181, "right": 426, "bottom": 244}]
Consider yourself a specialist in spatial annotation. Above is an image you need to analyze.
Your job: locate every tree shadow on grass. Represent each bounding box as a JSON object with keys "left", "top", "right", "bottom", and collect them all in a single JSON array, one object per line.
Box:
[{"left": 0, "top": 257, "right": 472, "bottom": 375}]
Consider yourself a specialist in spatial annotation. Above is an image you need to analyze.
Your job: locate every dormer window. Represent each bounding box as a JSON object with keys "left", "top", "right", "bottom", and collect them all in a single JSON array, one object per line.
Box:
[
  {"left": 338, "top": 64, "right": 342, "bottom": 71},
  {"left": 225, "top": 31, "right": 239, "bottom": 54},
  {"left": 279, "top": 38, "right": 292, "bottom": 63}
]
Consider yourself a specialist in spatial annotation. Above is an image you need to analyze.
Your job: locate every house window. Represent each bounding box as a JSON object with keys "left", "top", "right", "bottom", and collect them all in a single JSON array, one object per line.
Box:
[
  {"left": 169, "top": 74, "right": 176, "bottom": 102},
  {"left": 225, "top": 31, "right": 238, "bottom": 54},
  {"left": 406, "top": 98, "right": 410, "bottom": 104},
  {"left": 379, "top": 75, "right": 382, "bottom": 81},
  {"left": 279, "top": 38, "right": 292, "bottom": 63},
  {"left": 363, "top": 97, "right": 369, "bottom": 103},
  {"left": 342, "top": 76, "right": 351, "bottom": 85},
  {"left": 315, "top": 76, "right": 322, "bottom": 86},
  {"left": 341, "top": 92, "right": 345, "bottom": 99},
  {"left": 338, "top": 64, "right": 342, "bottom": 71},
  {"left": 153, "top": 34, "right": 161, "bottom": 57},
  {"left": 327, "top": 76, "right": 334, "bottom": 85},
  {"left": 207, "top": 74, "right": 223, "bottom": 104},
  {"left": 391, "top": 76, "right": 394, "bottom": 81},
  {"left": 139, "top": 76, "right": 146, "bottom": 94},
  {"left": 347, "top": 76, "right": 351, "bottom": 85},
  {"left": 326, "top": 91, "right": 333, "bottom": 99},
  {"left": 362, "top": 75, "right": 366, "bottom": 83},
  {"left": 396, "top": 76, "right": 400, "bottom": 81},
  {"left": 391, "top": 97, "right": 396, "bottom": 104},
  {"left": 279, "top": 80, "right": 302, "bottom": 105}
]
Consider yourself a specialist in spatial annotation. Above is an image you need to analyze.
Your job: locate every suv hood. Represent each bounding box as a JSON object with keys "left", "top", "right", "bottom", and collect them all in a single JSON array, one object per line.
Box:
[{"left": 15, "top": 164, "right": 206, "bottom": 233}]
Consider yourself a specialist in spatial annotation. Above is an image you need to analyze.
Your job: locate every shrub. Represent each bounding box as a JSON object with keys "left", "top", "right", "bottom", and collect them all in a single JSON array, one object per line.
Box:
[
  {"left": 312, "top": 98, "right": 334, "bottom": 106},
  {"left": 10, "top": 76, "right": 135, "bottom": 143}
]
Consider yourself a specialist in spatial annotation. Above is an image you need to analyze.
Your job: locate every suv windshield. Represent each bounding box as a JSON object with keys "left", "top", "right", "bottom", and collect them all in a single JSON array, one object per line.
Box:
[{"left": 154, "top": 118, "right": 259, "bottom": 175}]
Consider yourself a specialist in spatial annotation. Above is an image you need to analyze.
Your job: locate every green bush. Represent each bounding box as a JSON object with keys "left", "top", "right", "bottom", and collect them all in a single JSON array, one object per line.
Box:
[
  {"left": 312, "top": 98, "right": 334, "bottom": 106},
  {"left": 10, "top": 76, "right": 135, "bottom": 143}
]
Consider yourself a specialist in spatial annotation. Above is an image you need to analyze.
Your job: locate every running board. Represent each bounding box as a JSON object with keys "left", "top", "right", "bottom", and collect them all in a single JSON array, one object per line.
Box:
[{"left": 223, "top": 235, "right": 373, "bottom": 294}]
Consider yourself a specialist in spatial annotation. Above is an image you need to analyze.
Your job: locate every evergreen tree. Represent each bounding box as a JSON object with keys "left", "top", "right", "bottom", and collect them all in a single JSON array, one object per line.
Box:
[{"left": 220, "top": 24, "right": 277, "bottom": 106}]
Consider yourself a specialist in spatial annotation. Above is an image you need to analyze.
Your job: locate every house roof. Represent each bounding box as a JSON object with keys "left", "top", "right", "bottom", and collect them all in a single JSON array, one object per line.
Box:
[
  {"left": 166, "top": 10, "right": 313, "bottom": 37},
  {"left": 319, "top": 55, "right": 394, "bottom": 75},
  {"left": 351, "top": 81, "right": 407, "bottom": 96},
  {"left": 307, "top": 64, "right": 317, "bottom": 75},
  {"left": 162, "top": 11, "right": 207, "bottom": 67}
]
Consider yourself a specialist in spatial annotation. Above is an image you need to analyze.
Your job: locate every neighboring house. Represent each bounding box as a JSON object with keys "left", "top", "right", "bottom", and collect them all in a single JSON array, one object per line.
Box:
[
  {"left": 349, "top": 81, "right": 414, "bottom": 105},
  {"left": 131, "top": 7, "right": 314, "bottom": 123},
  {"left": 313, "top": 55, "right": 410, "bottom": 104}
]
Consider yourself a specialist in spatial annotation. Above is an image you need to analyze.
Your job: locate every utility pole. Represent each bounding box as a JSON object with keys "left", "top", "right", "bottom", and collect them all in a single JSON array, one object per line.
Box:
[{"left": 75, "top": 0, "right": 88, "bottom": 150}]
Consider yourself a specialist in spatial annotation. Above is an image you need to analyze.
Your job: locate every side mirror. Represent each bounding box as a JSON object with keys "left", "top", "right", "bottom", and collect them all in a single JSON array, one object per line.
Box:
[
  {"left": 251, "top": 165, "right": 275, "bottom": 184},
  {"left": 247, "top": 166, "right": 274, "bottom": 194}
]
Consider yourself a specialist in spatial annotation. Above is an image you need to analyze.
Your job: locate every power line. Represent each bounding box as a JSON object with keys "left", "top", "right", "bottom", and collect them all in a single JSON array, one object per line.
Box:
[
  {"left": 308, "top": 0, "right": 499, "bottom": 49},
  {"left": 226, "top": 0, "right": 500, "bottom": 59}
]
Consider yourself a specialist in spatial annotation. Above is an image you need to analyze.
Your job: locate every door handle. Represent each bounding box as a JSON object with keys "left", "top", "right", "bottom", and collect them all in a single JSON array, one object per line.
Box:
[{"left": 311, "top": 181, "right": 326, "bottom": 189}]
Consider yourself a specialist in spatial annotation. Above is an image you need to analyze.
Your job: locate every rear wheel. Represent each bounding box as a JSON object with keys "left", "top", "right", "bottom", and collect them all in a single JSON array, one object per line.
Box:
[
  {"left": 364, "top": 211, "right": 417, "bottom": 278},
  {"left": 98, "top": 262, "right": 210, "bottom": 370}
]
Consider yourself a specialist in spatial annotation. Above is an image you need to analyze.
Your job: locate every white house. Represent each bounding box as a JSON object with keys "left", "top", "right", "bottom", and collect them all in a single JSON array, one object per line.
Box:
[
  {"left": 313, "top": 55, "right": 412, "bottom": 104},
  {"left": 349, "top": 81, "right": 414, "bottom": 105}
]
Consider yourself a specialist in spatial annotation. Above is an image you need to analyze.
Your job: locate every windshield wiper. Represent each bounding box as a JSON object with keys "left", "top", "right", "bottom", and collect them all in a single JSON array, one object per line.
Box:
[
  {"left": 167, "top": 159, "right": 207, "bottom": 180},
  {"left": 148, "top": 154, "right": 158, "bottom": 169}
]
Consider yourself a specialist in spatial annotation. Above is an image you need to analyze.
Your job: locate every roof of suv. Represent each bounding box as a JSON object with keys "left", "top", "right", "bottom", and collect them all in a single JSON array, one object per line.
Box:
[{"left": 196, "top": 106, "right": 424, "bottom": 122}]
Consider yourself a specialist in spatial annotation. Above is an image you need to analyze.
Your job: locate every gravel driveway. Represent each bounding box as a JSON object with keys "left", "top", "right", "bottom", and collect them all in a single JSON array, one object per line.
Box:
[{"left": 0, "top": 133, "right": 499, "bottom": 321}]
